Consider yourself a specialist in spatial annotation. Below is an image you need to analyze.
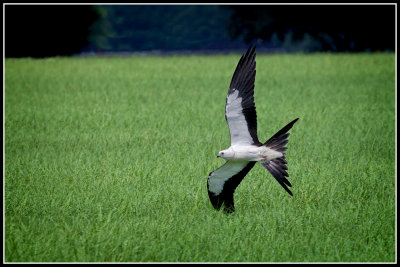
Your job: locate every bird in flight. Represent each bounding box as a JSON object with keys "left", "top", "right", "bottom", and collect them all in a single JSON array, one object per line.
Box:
[{"left": 207, "top": 46, "right": 299, "bottom": 213}]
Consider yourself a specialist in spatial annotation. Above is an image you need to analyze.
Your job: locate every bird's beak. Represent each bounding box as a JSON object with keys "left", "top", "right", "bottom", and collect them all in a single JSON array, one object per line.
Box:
[{"left": 217, "top": 155, "right": 220, "bottom": 158}]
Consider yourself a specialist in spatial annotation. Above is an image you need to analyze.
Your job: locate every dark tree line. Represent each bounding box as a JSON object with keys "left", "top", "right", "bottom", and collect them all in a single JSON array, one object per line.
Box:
[
  {"left": 87, "top": 5, "right": 237, "bottom": 52},
  {"left": 5, "top": 5, "right": 100, "bottom": 57},
  {"left": 225, "top": 5, "right": 395, "bottom": 52},
  {"left": 5, "top": 4, "right": 395, "bottom": 57}
]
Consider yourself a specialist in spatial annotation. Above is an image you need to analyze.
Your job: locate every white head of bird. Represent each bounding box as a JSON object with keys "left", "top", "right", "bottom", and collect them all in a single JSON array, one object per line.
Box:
[{"left": 217, "top": 148, "right": 235, "bottom": 160}]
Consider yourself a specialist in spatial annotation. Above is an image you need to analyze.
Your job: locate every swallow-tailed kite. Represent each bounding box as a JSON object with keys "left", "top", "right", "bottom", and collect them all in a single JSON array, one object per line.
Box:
[{"left": 207, "top": 46, "right": 299, "bottom": 213}]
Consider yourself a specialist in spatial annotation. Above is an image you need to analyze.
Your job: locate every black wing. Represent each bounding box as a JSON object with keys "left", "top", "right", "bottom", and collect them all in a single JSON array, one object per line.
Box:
[
  {"left": 207, "top": 160, "right": 256, "bottom": 213},
  {"left": 225, "top": 45, "right": 260, "bottom": 146}
]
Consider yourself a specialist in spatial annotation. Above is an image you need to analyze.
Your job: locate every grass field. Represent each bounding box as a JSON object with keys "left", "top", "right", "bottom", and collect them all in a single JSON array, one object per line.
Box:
[{"left": 4, "top": 52, "right": 396, "bottom": 262}]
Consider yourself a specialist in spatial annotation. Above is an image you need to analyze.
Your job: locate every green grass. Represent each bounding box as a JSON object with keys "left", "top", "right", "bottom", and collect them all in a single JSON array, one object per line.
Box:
[{"left": 5, "top": 53, "right": 395, "bottom": 262}]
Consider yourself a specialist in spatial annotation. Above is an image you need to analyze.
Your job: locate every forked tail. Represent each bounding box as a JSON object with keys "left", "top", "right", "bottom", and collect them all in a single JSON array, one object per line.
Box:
[{"left": 261, "top": 118, "right": 299, "bottom": 196}]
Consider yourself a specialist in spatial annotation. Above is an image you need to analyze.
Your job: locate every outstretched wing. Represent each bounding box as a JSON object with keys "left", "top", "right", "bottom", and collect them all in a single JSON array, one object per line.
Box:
[
  {"left": 225, "top": 46, "right": 259, "bottom": 146},
  {"left": 207, "top": 160, "right": 256, "bottom": 213}
]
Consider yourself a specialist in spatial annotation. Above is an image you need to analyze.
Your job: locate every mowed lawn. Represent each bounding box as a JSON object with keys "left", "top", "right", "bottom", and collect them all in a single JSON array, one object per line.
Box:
[{"left": 5, "top": 52, "right": 395, "bottom": 262}]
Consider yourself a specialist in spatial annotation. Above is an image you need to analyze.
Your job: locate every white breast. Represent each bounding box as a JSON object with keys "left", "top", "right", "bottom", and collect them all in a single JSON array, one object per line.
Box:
[
  {"left": 231, "top": 145, "right": 283, "bottom": 162},
  {"left": 230, "top": 145, "right": 261, "bottom": 161}
]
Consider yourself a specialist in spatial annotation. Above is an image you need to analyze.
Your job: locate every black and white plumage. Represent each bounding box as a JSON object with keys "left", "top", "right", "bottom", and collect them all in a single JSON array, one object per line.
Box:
[{"left": 207, "top": 46, "right": 299, "bottom": 213}]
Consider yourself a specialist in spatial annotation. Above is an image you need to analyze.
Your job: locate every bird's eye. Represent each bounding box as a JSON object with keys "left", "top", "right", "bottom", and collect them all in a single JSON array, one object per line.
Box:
[{"left": 221, "top": 152, "right": 224, "bottom": 155}]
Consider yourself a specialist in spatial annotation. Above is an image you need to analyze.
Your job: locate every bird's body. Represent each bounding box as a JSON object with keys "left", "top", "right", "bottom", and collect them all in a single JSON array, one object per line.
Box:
[
  {"left": 218, "top": 144, "right": 283, "bottom": 162},
  {"left": 207, "top": 46, "right": 299, "bottom": 213}
]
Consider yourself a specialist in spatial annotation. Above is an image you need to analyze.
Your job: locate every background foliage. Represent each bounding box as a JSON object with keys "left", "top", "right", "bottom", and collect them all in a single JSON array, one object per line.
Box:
[{"left": 5, "top": 4, "right": 395, "bottom": 57}]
